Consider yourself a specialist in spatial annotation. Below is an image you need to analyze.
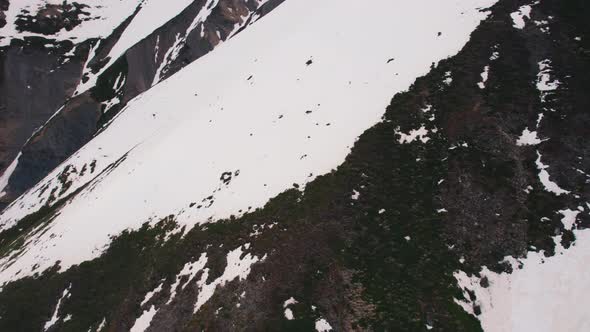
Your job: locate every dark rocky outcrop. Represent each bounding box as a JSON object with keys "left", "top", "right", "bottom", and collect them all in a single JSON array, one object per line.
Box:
[
  {"left": 0, "top": 0, "right": 8, "bottom": 28},
  {"left": 7, "top": 91, "right": 101, "bottom": 196},
  {"left": 0, "top": 38, "right": 89, "bottom": 201},
  {"left": 15, "top": 2, "right": 91, "bottom": 35}
]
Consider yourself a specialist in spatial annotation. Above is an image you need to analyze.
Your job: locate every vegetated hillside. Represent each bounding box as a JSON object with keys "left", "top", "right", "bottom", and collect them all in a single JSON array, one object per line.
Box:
[{"left": 0, "top": 0, "right": 588, "bottom": 331}]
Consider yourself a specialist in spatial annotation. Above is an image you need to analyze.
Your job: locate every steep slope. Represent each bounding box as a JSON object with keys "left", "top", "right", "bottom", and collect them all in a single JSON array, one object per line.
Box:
[
  {"left": 0, "top": 0, "right": 588, "bottom": 331},
  {"left": 0, "top": 0, "right": 496, "bottom": 285},
  {"left": 0, "top": 0, "right": 144, "bottom": 195},
  {"left": 0, "top": 0, "right": 282, "bottom": 209}
]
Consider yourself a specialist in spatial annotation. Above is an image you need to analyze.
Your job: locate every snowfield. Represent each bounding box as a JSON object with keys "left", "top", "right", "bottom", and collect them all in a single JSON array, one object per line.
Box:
[
  {"left": 0, "top": 0, "right": 498, "bottom": 286},
  {"left": 456, "top": 226, "right": 590, "bottom": 332}
]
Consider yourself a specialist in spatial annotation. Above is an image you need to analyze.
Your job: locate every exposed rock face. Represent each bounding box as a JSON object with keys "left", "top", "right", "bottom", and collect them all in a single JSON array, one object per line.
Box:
[
  {"left": 15, "top": 2, "right": 91, "bottom": 35},
  {"left": 0, "top": 0, "right": 8, "bottom": 28},
  {"left": 0, "top": 39, "right": 89, "bottom": 203},
  {"left": 7, "top": 91, "right": 101, "bottom": 197},
  {"left": 0, "top": 0, "right": 285, "bottom": 209}
]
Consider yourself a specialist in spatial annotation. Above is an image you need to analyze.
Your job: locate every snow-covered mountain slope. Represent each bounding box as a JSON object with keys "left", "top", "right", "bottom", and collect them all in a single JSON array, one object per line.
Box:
[
  {"left": 0, "top": 0, "right": 280, "bottom": 210},
  {"left": 0, "top": 0, "right": 497, "bottom": 285}
]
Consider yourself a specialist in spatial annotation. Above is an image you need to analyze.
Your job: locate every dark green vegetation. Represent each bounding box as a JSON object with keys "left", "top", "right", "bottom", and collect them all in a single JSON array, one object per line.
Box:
[{"left": 0, "top": 0, "right": 589, "bottom": 331}]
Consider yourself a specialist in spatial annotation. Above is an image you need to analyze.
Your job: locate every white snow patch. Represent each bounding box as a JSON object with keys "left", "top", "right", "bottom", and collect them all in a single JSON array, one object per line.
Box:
[
  {"left": 535, "top": 152, "right": 570, "bottom": 196},
  {"left": 284, "top": 308, "right": 295, "bottom": 320},
  {"left": 129, "top": 305, "right": 158, "bottom": 332},
  {"left": 443, "top": 71, "right": 453, "bottom": 85},
  {"left": 490, "top": 51, "right": 500, "bottom": 61},
  {"left": 193, "top": 245, "right": 262, "bottom": 313},
  {"left": 249, "top": 222, "right": 276, "bottom": 237},
  {"left": 559, "top": 209, "right": 580, "bottom": 231},
  {"left": 0, "top": 153, "right": 21, "bottom": 198},
  {"left": 315, "top": 318, "right": 333, "bottom": 331},
  {"left": 283, "top": 296, "right": 298, "bottom": 320},
  {"left": 0, "top": 0, "right": 498, "bottom": 285},
  {"left": 455, "top": 228, "right": 590, "bottom": 332},
  {"left": 395, "top": 125, "right": 431, "bottom": 144},
  {"left": 284, "top": 297, "right": 298, "bottom": 307},
  {"left": 102, "top": 96, "right": 121, "bottom": 114},
  {"left": 477, "top": 65, "right": 489, "bottom": 89},
  {"left": 96, "top": 318, "right": 106, "bottom": 332},
  {"left": 44, "top": 286, "right": 71, "bottom": 331},
  {"left": 64, "top": 45, "right": 77, "bottom": 57},
  {"left": 167, "top": 253, "right": 208, "bottom": 304},
  {"left": 141, "top": 282, "right": 164, "bottom": 307},
  {"left": 422, "top": 104, "right": 436, "bottom": 121},
  {"left": 516, "top": 128, "right": 545, "bottom": 146},
  {"left": 536, "top": 113, "right": 544, "bottom": 127},
  {"left": 536, "top": 59, "right": 560, "bottom": 105},
  {"left": 533, "top": 19, "right": 550, "bottom": 34},
  {"left": 112, "top": 72, "right": 125, "bottom": 92},
  {"left": 537, "top": 60, "right": 560, "bottom": 92},
  {"left": 510, "top": 5, "right": 532, "bottom": 29}
]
